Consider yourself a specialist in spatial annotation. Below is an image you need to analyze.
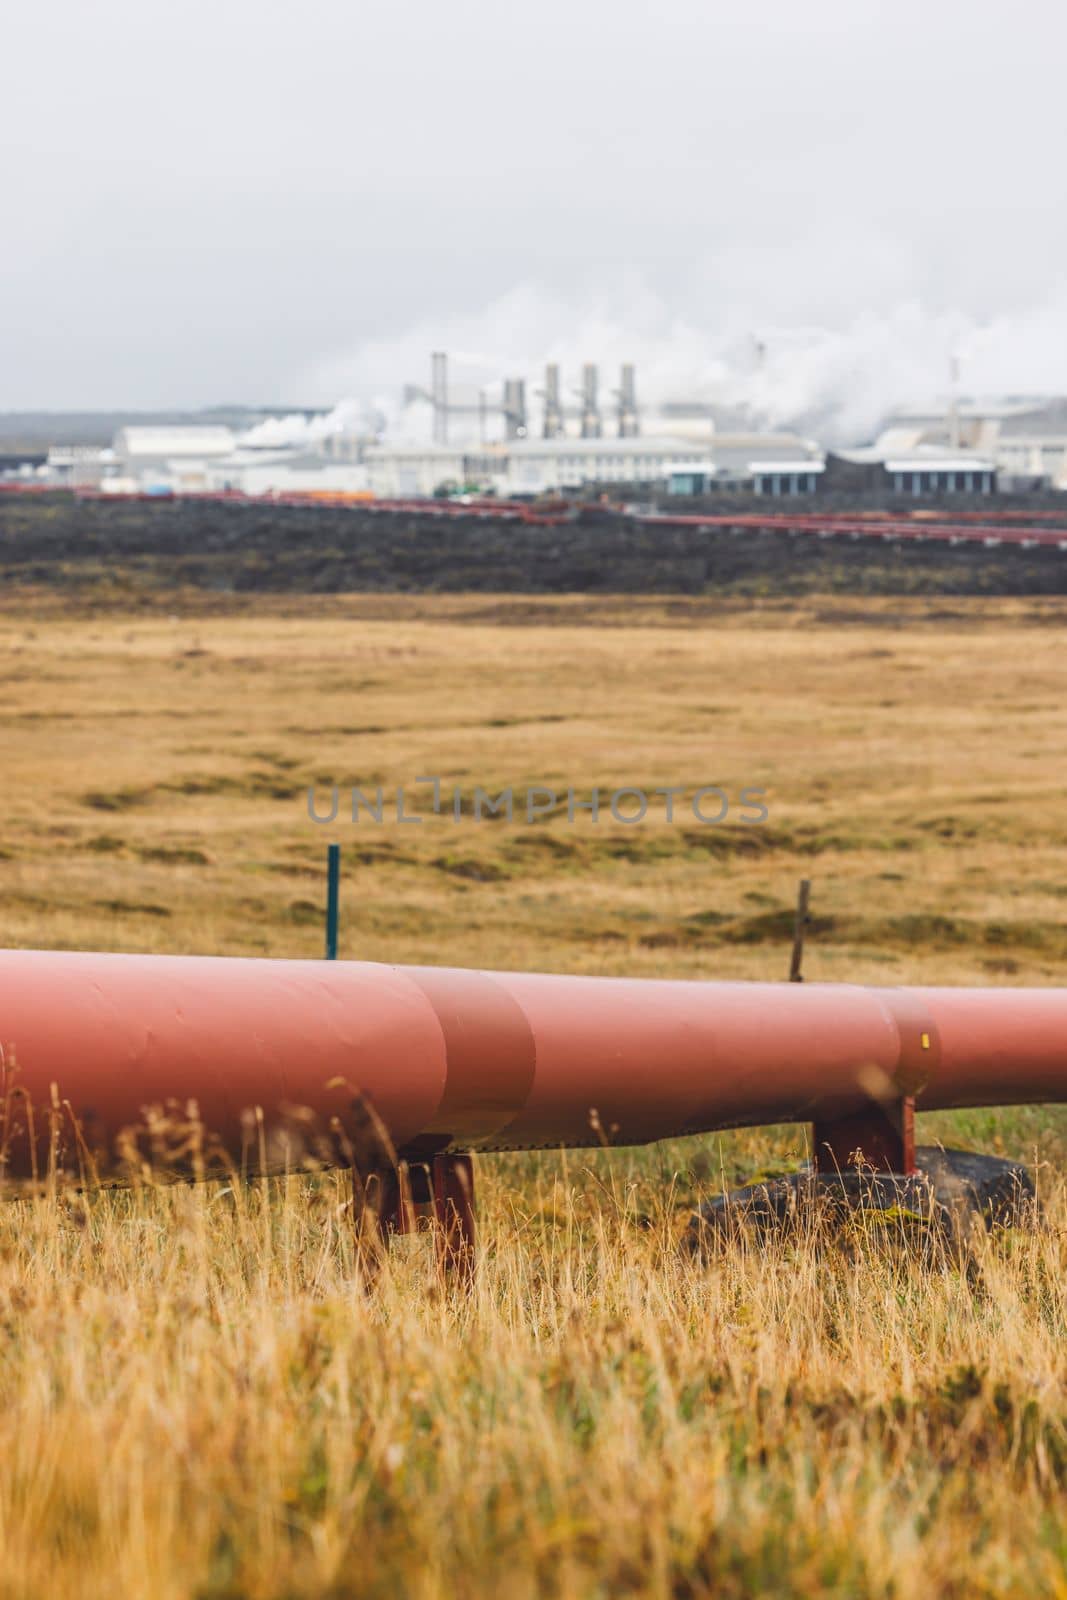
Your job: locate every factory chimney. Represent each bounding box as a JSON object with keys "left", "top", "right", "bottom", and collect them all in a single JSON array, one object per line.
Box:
[
  {"left": 542, "top": 364, "right": 564, "bottom": 438},
  {"left": 948, "top": 352, "right": 961, "bottom": 452},
  {"left": 503, "top": 378, "right": 528, "bottom": 440},
  {"left": 579, "top": 363, "right": 602, "bottom": 439},
  {"left": 431, "top": 351, "right": 448, "bottom": 445},
  {"left": 617, "top": 363, "right": 638, "bottom": 437}
]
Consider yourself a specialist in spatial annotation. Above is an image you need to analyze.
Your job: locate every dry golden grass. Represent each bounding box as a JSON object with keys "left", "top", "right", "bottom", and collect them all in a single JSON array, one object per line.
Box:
[
  {"left": 2, "top": 591, "right": 1067, "bottom": 1597},
  {"left": 4, "top": 591, "right": 1067, "bottom": 985},
  {"left": 3, "top": 1164, "right": 1067, "bottom": 1599}
]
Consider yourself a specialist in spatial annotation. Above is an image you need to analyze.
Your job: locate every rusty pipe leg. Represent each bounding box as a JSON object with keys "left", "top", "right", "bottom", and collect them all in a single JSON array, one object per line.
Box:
[
  {"left": 372, "top": 1165, "right": 402, "bottom": 1234},
  {"left": 432, "top": 1153, "right": 475, "bottom": 1282},
  {"left": 352, "top": 1164, "right": 414, "bottom": 1281},
  {"left": 812, "top": 1096, "right": 916, "bottom": 1176}
]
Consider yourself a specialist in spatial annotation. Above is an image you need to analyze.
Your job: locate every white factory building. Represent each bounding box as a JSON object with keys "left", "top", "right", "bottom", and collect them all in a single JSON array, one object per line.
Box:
[
  {"left": 204, "top": 447, "right": 368, "bottom": 497},
  {"left": 874, "top": 399, "right": 1067, "bottom": 490},
  {"left": 363, "top": 438, "right": 697, "bottom": 498},
  {"left": 363, "top": 432, "right": 818, "bottom": 499},
  {"left": 43, "top": 444, "right": 119, "bottom": 488},
  {"left": 59, "top": 427, "right": 370, "bottom": 497},
  {"left": 113, "top": 426, "right": 238, "bottom": 490}
]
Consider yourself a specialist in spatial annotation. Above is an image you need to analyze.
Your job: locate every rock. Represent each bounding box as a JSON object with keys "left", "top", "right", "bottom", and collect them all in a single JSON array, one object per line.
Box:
[{"left": 684, "top": 1146, "right": 1037, "bottom": 1259}]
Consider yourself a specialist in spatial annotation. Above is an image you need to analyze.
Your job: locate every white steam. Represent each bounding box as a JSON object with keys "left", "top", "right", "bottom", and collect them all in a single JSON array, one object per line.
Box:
[
  {"left": 239, "top": 399, "right": 380, "bottom": 450},
  {"left": 295, "top": 277, "right": 1067, "bottom": 446}
]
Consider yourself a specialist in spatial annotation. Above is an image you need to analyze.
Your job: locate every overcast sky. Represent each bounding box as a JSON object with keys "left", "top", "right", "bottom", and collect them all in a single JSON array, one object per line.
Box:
[{"left": 3, "top": 0, "right": 1066, "bottom": 414}]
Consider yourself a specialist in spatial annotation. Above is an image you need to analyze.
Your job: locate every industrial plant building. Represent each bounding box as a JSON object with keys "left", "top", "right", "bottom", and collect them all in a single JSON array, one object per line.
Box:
[
  {"left": 6, "top": 353, "right": 1065, "bottom": 503},
  {"left": 18, "top": 357, "right": 820, "bottom": 501},
  {"left": 738, "top": 445, "right": 1000, "bottom": 500},
  {"left": 872, "top": 399, "right": 1067, "bottom": 491},
  {"left": 361, "top": 438, "right": 692, "bottom": 499}
]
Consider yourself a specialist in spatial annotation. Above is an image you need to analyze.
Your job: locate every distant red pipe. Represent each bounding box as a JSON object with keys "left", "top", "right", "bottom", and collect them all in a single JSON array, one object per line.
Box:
[
  {"left": 1, "top": 950, "right": 1065, "bottom": 1184},
  {"left": 628, "top": 510, "right": 1067, "bottom": 547}
]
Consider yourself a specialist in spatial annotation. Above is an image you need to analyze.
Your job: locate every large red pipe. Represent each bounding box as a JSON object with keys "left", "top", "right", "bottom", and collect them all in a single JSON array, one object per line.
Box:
[{"left": 1, "top": 949, "right": 1065, "bottom": 1183}]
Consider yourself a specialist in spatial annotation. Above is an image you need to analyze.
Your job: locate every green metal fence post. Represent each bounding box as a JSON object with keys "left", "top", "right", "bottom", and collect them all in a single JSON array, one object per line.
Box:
[{"left": 325, "top": 843, "right": 340, "bottom": 960}]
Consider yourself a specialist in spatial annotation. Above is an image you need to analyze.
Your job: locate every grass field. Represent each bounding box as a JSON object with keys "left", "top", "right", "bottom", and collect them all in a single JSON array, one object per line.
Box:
[{"left": 2, "top": 591, "right": 1067, "bottom": 1597}]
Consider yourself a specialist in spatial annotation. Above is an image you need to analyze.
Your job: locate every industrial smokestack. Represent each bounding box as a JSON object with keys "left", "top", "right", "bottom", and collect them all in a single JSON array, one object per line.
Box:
[
  {"left": 948, "top": 352, "right": 961, "bottom": 452},
  {"left": 503, "top": 378, "right": 528, "bottom": 440},
  {"left": 617, "top": 363, "right": 638, "bottom": 438},
  {"left": 580, "top": 363, "right": 602, "bottom": 439},
  {"left": 431, "top": 351, "right": 448, "bottom": 445},
  {"left": 542, "top": 363, "right": 564, "bottom": 438}
]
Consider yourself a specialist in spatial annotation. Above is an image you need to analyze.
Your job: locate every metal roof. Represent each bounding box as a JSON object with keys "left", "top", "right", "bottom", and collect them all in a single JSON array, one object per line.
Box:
[
  {"left": 114, "top": 426, "right": 237, "bottom": 458},
  {"left": 884, "top": 457, "right": 995, "bottom": 473},
  {"left": 998, "top": 400, "right": 1067, "bottom": 438},
  {"left": 365, "top": 437, "right": 696, "bottom": 461},
  {"left": 364, "top": 445, "right": 468, "bottom": 461},
  {"left": 509, "top": 436, "right": 694, "bottom": 456}
]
